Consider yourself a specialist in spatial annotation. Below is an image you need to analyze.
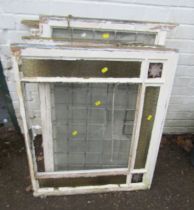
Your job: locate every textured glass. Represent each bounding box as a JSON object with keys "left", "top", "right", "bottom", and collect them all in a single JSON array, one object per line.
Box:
[
  {"left": 52, "top": 83, "right": 138, "bottom": 171},
  {"left": 148, "top": 63, "right": 163, "bottom": 78}
]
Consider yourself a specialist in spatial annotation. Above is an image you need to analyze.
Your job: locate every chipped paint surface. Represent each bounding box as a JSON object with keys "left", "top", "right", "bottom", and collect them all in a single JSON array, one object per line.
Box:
[
  {"left": 11, "top": 42, "right": 178, "bottom": 53},
  {"left": 20, "top": 15, "right": 177, "bottom": 49},
  {"left": 38, "top": 15, "right": 178, "bottom": 28}
]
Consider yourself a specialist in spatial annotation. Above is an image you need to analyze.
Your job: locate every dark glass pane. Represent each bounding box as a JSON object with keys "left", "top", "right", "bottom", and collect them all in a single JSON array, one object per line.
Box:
[
  {"left": 20, "top": 59, "right": 141, "bottom": 78},
  {"left": 39, "top": 175, "right": 126, "bottom": 187},
  {"left": 131, "top": 173, "right": 143, "bottom": 183}
]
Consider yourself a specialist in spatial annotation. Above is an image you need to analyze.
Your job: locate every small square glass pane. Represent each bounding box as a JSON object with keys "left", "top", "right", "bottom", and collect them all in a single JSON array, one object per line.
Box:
[{"left": 148, "top": 63, "right": 163, "bottom": 78}]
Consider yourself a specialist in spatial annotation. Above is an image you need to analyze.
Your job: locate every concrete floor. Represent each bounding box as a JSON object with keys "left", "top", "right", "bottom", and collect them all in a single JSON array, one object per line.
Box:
[{"left": 0, "top": 128, "right": 194, "bottom": 210}]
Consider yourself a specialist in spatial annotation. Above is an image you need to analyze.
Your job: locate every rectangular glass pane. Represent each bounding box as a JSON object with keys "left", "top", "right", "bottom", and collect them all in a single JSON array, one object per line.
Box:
[
  {"left": 116, "top": 32, "right": 156, "bottom": 45},
  {"left": 136, "top": 33, "right": 156, "bottom": 45},
  {"left": 52, "top": 83, "right": 138, "bottom": 171},
  {"left": 39, "top": 175, "right": 126, "bottom": 187},
  {"left": 20, "top": 59, "right": 141, "bottom": 78},
  {"left": 94, "top": 31, "right": 115, "bottom": 41},
  {"left": 72, "top": 29, "right": 94, "bottom": 40},
  {"left": 52, "top": 28, "right": 71, "bottom": 39},
  {"left": 52, "top": 28, "right": 156, "bottom": 45},
  {"left": 134, "top": 87, "right": 160, "bottom": 169},
  {"left": 116, "top": 32, "right": 136, "bottom": 42}
]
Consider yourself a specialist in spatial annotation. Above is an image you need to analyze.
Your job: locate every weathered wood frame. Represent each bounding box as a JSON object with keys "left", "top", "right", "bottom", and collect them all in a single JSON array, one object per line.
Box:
[
  {"left": 12, "top": 45, "right": 178, "bottom": 196},
  {"left": 38, "top": 16, "right": 176, "bottom": 46}
]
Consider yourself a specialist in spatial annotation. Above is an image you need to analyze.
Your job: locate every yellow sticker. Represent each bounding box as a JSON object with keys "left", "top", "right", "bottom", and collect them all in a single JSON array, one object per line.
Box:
[
  {"left": 101, "top": 67, "right": 108, "bottom": 74},
  {"left": 147, "top": 115, "right": 153, "bottom": 121},
  {"left": 72, "top": 130, "right": 78, "bottom": 136},
  {"left": 102, "top": 33, "right": 110, "bottom": 39},
  {"left": 95, "top": 100, "right": 102, "bottom": 106}
]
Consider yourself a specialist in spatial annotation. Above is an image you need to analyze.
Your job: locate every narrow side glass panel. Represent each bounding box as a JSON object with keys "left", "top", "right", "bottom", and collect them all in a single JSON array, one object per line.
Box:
[
  {"left": 23, "top": 83, "right": 45, "bottom": 172},
  {"left": 134, "top": 87, "right": 160, "bottom": 169}
]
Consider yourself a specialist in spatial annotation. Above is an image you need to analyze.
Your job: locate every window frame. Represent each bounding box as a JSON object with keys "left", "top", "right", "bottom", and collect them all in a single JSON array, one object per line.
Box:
[
  {"left": 39, "top": 16, "right": 177, "bottom": 46},
  {"left": 12, "top": 45, "right": 178, "bottom": 196}
]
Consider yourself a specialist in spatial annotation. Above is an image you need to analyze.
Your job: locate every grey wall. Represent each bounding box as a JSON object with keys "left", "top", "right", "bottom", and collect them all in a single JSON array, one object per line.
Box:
[{"left": 0, "top": 0, "right": 194, "bottom": 133}]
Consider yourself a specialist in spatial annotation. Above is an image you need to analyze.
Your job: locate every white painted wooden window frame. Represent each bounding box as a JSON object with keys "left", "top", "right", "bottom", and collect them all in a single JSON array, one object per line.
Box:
[
  {"left": 39, "top": 16, "right": 177, "bottom": 46},
  {"left": 12, "top": 45, "right": 178, "bottom": 196}
]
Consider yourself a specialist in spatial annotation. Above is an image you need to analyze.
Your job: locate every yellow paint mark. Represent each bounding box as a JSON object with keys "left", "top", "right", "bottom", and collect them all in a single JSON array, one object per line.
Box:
[
  {"left": 95, "top": 100, "right": 102, "bottom": 106},
  {"left": 147, "top": 115, "right": 153, "bottom": 121},
  {"left": 102, "top": 33, "right": 110, "bottom": 39},
  {"left": 101, "top": 67, "right": 108, "bottom": 74},
  {"left": 72, "top": 130, "right": 78, "bottom": 136}
]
